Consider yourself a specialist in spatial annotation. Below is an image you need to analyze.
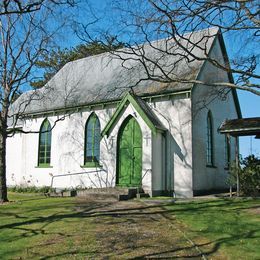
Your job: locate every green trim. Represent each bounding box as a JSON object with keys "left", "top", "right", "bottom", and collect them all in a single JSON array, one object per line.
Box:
[
  {"left": 101, "top": 93, "right": 130, "bottom": 137},
  {"left": 22, "top": 89, "right": 191, "bottom": 119},
  {"left": 35, "top": 164, "right": 53, "bottom": 168},
  {"left": 101, "top": 92, "right": 161, "bottom": 137},
  {"left": 81, "top": 162, "right": 103, "bottom": 168},
  {"left": 38, "top": 119, "right": 52, "bottom": 166},
  {"left": 84, "top": 113, "right": 101, "bottom": 165},
  {"left": 128, "top": 93, "right": 157, "bottom": 134}
]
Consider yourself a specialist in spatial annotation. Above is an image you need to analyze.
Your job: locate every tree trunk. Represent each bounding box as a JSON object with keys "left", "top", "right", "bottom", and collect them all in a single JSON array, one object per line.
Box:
[{"left": 0, "top": 121, "right": 8, "bottom": 203}]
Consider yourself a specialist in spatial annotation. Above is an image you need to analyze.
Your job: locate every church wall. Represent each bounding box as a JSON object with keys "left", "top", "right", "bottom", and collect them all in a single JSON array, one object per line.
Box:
[
  {"left": 192, "top": 38, "right": 240, "bottom": 194},
  {"left": 148, "top": 95, "right": 193, "bottom": 198},
  {"left": 6, "top": 132, "right": 23, "bottom": 186},
  {"left": 6, "top": 92, "right": 193, "bottom": 197},
  {"left": 7, "top": 107, "right": 117, "bottom": 190},
  {"left": 151, "top": 131, "right": 164, "bottom": 195},
  {"left": 6, "top": 102, "right": 154, "bottom": 193}
]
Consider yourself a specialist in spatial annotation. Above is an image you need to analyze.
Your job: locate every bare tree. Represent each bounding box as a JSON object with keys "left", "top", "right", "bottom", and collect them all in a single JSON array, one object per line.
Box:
[
  {"left": 0, "top": 2, "right": 77, "bottom": 203},
  {"left": 82, "top": 0, "right": 259, "bottom": 96},
  {"left": 0, "top": 0, "right": 76, "bottom": 15}
]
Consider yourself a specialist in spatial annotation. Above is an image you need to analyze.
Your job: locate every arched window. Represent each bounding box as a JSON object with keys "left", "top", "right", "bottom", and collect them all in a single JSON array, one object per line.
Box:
[
  {"left": 224, "top": 135, "right": 231, "bottom": 167},
  {"left": 84, "top": 113, "right": 101, "bottom": 165},
  {"left": 206, "top": 111, "right": 214, "bottom": 166},
  {"left": 38, "top": 119, "right": 52, "bottom": 166}
]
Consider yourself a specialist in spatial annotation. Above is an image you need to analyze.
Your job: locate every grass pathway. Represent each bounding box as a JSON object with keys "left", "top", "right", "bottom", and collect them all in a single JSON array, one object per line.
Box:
[
  {"left": 76, "top": 198, "right": 211, "bottom": 259},
  {"left": 0, "top": 193, "right": 259, "bottom": 259}
]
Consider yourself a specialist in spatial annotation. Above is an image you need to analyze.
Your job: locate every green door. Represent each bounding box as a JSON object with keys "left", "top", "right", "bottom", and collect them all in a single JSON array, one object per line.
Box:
[{"left": 117, "top": 116, "right": 142, "bottom": 187}]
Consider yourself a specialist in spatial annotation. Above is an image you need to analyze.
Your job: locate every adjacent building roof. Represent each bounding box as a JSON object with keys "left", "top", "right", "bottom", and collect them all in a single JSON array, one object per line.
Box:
[
  {"left": 219, "top": 117, "right": 260, "bottom": 138},
  {"left": 11, "top": 27, "right": 221, "bottom": 115}
]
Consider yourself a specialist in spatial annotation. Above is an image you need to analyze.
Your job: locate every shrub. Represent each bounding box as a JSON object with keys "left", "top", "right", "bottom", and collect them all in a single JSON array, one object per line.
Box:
[
  {"left": 8, "top": 186, "right": 54, "bottom": 194},
  {"left": 230, "top": 155, "right": 260, "bottom": 196},
  {"left": 240, "top": 155, "right": 260, "bottom": 196}
]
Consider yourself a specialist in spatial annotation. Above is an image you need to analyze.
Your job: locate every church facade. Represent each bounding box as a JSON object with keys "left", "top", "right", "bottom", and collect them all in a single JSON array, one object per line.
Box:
[{"left": 7, "top": 28, "right": 241, "bottom": 197}]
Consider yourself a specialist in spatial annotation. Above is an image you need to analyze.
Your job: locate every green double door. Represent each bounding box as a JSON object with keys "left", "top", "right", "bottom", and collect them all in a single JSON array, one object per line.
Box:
[{"left": 117, "top": 116, "right": 142, "bottom": 187}]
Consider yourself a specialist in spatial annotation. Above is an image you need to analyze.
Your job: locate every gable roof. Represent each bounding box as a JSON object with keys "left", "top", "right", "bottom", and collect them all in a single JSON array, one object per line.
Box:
[
  {"left": 102, "top": 92, "right": 166, "bottom": 137},
  {"left": 12, "top": 27, "right": 222, "bottom": 116}
]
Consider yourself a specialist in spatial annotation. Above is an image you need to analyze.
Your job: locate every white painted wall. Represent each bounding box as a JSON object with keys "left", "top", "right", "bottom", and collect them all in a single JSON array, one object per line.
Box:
[
  {"left": 192, "top": 38, "right": 240, "bottom": 193},
  {"left": 6, "top": 132, "right": 23, "bottom": 186},
  {"left": 7, "top": 106, "right": 118, "bottom": 190},
  {"left": 6, "top": 93, "right": 194, "bottom": 197},
  {"left": 147, "top": 94, "right": 193, "bottom": 197},
  {"left": 6, "top": 102, "right": 154, "bottom": 192}
]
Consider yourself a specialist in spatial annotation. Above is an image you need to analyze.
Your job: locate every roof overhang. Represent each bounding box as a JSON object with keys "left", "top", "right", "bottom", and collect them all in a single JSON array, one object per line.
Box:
[
  {"left": 101, "top": 92, "right": 166, "bottom": 137},
  {"left": 219, "top": 117, "right": 260, "bottom": 138}
]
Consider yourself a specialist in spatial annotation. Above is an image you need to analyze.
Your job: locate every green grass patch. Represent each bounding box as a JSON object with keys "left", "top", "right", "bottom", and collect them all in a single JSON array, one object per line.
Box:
[
  {"left": 1, "top": 193, "right": 259, "bottom": 259},
  {"left": 0, "top": 192, "right": 96, "bottom": 259},
  {"left": 164, "top": 198, "right": 260, "bottom": 259}
]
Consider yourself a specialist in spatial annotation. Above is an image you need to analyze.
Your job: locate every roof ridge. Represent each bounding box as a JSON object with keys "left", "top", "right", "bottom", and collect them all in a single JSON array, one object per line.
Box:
[{"left": 63, "top": 27, "right": 220, "bottom": 66}]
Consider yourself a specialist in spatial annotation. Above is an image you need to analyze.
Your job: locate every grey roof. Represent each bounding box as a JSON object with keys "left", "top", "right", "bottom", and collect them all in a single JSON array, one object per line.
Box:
[
  {"left": 11, "top": 27, "right": 219, "bottom": 115},
  {"left": 219, "top": 117, "right": 260, "bottom": 137}
]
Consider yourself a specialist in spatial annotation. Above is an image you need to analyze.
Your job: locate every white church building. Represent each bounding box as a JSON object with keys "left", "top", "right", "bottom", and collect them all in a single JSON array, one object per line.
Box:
[{"left": 7, "top": 28, "right": 241, "bottom": 197}]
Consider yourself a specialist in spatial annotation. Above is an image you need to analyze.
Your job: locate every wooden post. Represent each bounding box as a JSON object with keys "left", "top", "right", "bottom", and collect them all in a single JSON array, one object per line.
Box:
[
  {"left": 227, "top": 134, "right": 232, "bottom": 197},
  {"left": 235, "top": 136, "right": 240, "bottom": 197}
]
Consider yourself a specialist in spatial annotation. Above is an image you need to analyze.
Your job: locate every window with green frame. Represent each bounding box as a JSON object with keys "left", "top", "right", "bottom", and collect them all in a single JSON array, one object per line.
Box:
[
  {"left": 38, "top": 119, "right": 52, "bottom": 166},
  {"left": 206, "top": 111, "right": 214, "bottom": 166},
  {"left": 84, "top": 113, "right": 101, "bottom": 165}
]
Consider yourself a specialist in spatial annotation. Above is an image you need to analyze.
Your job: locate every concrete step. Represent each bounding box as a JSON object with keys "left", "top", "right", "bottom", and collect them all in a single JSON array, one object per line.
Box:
[
  {"left": 136, "top": 193, "right": 150, "bottom": 199},
  {"left": 46, "top": 187, "right": 150, "bottom": 201},
  {"left": 76, "top": 187, "right": 140, "bottom": 201},
  {"left": 45, "top": 189, "right": 77, "bottom": 197}
]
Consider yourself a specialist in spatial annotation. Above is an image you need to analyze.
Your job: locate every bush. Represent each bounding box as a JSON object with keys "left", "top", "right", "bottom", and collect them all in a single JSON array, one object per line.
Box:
[
  {"left": 8, "top": 186, "right": 54, "bottom": 194},
  {"left": 239, "top": 155, "right": 260, "bottom": 196},
  {"left": 229, "top": 154, "right": 260, "bottom": 196}
]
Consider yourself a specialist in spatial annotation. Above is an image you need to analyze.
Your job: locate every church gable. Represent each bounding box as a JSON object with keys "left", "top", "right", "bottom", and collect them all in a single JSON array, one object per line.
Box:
[{"left": 102, "top": 92, "right": 166, "bottom": 137}]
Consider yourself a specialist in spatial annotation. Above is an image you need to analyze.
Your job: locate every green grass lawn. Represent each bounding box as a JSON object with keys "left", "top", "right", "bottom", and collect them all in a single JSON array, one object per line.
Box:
[
  {"left": 164, "top": 198, "right": 260, "bottom": 259},
  {"left": 0, "top": 193, "right": 97, "bottom": 259},
  {"left": 0, "top": 193, "right": 259, "bottom": 259}
]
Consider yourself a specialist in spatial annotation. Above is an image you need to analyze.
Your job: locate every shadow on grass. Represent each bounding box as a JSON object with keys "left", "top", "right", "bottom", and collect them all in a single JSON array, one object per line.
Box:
[{"left": 0, "top": 197, "right": 259, "bottom": 258}]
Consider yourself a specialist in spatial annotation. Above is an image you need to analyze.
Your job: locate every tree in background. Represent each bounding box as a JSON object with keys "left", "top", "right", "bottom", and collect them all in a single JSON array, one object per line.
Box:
[
  {"left": 239, "top": 155, "right": 260, "bottom": 196},
  {"left": 0, "top": 1, "right": 77, "bottom": 203},
  {"left": 31, "top": 41, "right": 124, "bottom": 88},
  {"left": 0, "top": 0, "right": 76, "bottom": 15},
  {"left": 229, "top": 154, "right": 260, "bottom": 196}
]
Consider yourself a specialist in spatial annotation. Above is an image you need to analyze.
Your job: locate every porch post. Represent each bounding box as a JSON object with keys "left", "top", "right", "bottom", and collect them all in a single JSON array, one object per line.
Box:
[
  {"left": 227, "top": 134, "right": 232, "bottom": 197},
  {"left": 235, "top": 136, "right": 240, "bottom": 197}
]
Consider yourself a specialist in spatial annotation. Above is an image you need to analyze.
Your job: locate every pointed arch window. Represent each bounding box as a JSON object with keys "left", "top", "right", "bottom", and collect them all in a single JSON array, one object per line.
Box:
[
  {"left": 224, "top": 135, "right": 231, "bottom": 168},
  {"left": 84, "top": 113, "right": 101, "bottom": 165},
  {"left": 38, "top": 119, "right": 52, "bottom": 166},
  {"left": 206, "top": 111, "right": 214, "bottom": 166}
]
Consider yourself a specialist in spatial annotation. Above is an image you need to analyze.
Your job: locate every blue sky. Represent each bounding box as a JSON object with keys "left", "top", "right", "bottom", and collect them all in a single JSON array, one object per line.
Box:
[
  {"left": 237, "top": 91, "right": 260, "bottom": 157},
  {"left": 56, "top": 0, "right": 260, "bottom": 158}
]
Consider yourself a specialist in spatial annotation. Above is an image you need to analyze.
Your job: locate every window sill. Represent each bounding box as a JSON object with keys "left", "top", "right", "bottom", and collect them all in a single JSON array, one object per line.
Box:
[
  {"left": 35, "top": 165, "right": 53, "bottom": 168},
  {"left": 81, "top": 162, "right": 102, "bottom": 168},
  {"left": 206, "top": 165, "right": 217, "bottom": 169}
]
